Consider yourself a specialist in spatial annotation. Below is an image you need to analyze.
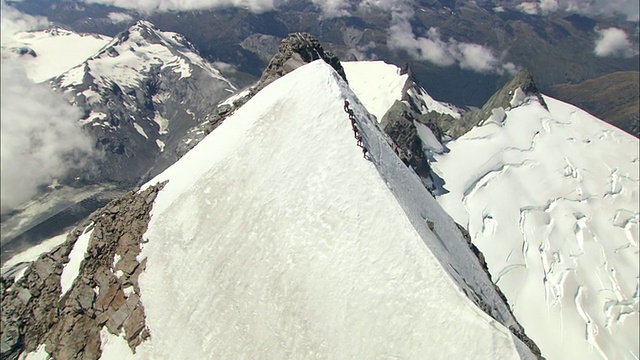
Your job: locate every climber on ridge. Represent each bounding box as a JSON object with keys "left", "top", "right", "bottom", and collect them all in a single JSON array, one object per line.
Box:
[{"left": 343, "top": 99, "right": 369, "bottom": 159}]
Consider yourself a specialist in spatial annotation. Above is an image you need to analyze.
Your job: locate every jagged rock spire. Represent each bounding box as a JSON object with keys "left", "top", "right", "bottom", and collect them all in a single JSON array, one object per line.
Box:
[{"left": 257, "top": 32, "right": 347, "bottom": 89}]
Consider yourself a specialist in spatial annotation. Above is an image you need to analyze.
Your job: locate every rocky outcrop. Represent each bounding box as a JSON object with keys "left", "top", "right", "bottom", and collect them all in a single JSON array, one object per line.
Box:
[
  {"left": 1, "top": 183, "right": 165, "bottom": 359},
  {"left": 381, "top": 101, "right": 439, "bottom": 192},
  {"left": 443, "top": 69, "right": 547, "bottom": 139},
  {"left": 258, "top": 32, "right": 347, "bottom": 89},
  {"left": 181, "top": 32, "right": 346, "bottom": 149}
]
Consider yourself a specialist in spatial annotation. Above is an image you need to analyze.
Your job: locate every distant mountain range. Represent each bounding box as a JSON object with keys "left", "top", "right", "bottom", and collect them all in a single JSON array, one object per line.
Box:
[
  {"left": 1, "top": 21, "right": 237, "bottom": 262},
  {"left": 9, "top": 0, "right": 638, "bottom": 136},
  {"left": 0, "top": 6, "right": 638, "bottom": 359}
]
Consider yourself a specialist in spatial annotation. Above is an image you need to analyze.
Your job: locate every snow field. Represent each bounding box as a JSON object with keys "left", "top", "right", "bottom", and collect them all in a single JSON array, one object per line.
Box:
[
  {"left": 5, "top": 29, "right": 111, "bottom": 83},
  {"left": 432, "top": 95, "right": 639, "bottom": 360},
  {"left": 342, "top": 61, "right": 408, "bottom": 121},
  {"left": 128, "top": 60, "right": 533, "bottom": 359},
  {"left": 60, "top": 225, "right": 94, "bottom": 297},
  {"left": 342, "top": 60, "right": 461, "bottom": 121}
]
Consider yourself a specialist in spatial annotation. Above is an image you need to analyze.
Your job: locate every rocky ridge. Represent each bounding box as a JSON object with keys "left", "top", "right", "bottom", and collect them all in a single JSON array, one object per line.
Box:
[
  {"left": 445, "top": 69, "right": 547, "bottom": 139},
  {"left": 178, "top": 32, "right": 348, "bottom": 156},
  {"left": 1, "top": 183, "right": 165, "bottom": 360}
]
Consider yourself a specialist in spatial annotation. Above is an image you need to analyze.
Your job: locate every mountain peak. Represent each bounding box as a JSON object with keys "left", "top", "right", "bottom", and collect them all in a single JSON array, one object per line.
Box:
[
  {"left": 440, "top": 68, "right": 548, "bottom": 139},
  {"left": 258, "top": 32, "right": 347, "bottom": 88}
]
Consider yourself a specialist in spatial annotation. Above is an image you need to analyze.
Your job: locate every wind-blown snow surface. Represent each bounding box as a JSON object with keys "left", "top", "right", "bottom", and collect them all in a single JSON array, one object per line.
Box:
[
  {"left": 2, "top": 28, "right": 111, "bottom": 83},
  {"left": 342, "top": 61, "right": 461, "bottom": 121},
  {"left": 114, "top": 61, "right": 534, "bottom": 359},
  {"left": 432, "top": 95, "right": 639, "bottom": 360}
]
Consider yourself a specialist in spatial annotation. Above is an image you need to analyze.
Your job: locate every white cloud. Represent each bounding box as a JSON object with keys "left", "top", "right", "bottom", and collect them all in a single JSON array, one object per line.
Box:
[
  {"left": 387, "top": 10, "right": 516, "bottom": 75},
  {"left": 0, "top": 60, "right": 95, "bottom": 214},
  {"left": 539, "top": 0, "right": 558, "bottom": 13},
  {"left": 310, "top": 0, "right": 351, "bottom": 17},
  {"left": 594, "top": 27, "right": 639, "bottom": 57},
  {"left": 508, "top": 0, "right": 640, "bottom": 21},
  {"left": 516, "top": 2, "right": 539, "bottom": 15},
  {"left": 107, "top": 12, "right": 134, "bottom": 23},
  {"left": 0, "top": 1, "right": 50, "bottom": 46},
  {"left": 84, "top": 0, "right": 283, "bottom": 13}
]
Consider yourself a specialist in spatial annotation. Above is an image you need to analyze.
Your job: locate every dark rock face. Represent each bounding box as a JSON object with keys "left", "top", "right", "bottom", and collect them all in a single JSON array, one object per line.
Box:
[
  {"left": 258, "top": 32, "right": 347, "bottom": 89},
  {"left": 240, "top": 34, "right": 282, "bottom": 63},
  {"left": 180, "top": 32, "right": 346, "bottom": 152},
  {"left": 381, "top": 100, "right": 439, "bottom": 192},
  {"left": 1, "top": 183, "right": 165, "bottom": 360}
]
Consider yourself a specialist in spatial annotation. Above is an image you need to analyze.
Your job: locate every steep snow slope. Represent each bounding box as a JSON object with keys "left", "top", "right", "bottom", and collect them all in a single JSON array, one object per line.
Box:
[
  {"left": 342, "top": 60, "right": 461, "bottom": 121},
  {"left": 97, "top": 60, "right": 537, "bottom": 358},
  {"left": 432, "top": 94, "right": 639, "bottom": 359},
  {"left": 2, "top": 28, "right": 111, "bottom": 83}
]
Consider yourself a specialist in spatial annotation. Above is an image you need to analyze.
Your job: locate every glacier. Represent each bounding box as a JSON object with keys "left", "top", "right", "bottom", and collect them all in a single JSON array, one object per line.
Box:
[
  {"left": 343, "top": 59, "right": 639, "bottom": 360},
  {"left": 431, "top": 91, "right": 639, "bottom": 359}
]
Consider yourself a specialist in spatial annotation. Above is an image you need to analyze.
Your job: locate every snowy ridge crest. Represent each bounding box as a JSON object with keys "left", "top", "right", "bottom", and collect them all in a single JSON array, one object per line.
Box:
[{"left": 132, "top": 60, "right": 540, "bottom": 359}]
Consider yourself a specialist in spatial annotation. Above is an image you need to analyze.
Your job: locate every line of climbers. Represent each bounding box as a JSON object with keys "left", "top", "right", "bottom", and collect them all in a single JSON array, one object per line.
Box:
[{"left": 343, "top": 100, "right": 369, "bottom": 159}]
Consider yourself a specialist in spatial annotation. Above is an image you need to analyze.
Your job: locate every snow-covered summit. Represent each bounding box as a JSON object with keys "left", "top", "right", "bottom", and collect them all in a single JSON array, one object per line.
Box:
[
  {"left": 111, "top": 59, "right": 539, "bottom": 359},
  {"left": 57, "top": 20, "right": 231, "bottom": 91}
]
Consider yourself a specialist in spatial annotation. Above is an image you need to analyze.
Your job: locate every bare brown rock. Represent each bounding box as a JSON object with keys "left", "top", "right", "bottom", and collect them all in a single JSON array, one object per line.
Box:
[{"left": 0, "top": 182, "right": 166, "bottom": 359}]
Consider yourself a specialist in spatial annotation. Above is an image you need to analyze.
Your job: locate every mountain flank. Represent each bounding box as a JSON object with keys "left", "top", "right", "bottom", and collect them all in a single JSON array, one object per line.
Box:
[{"left": 549, "top": 71, "right": 640, "bottom": 137}]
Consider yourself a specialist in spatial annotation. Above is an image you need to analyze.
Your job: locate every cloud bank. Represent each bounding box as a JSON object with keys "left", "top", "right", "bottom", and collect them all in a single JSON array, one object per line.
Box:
[
  {"left": 594, "top": 27, "right": 639, "bottom": 57},
  {"left": 107, "top": 12, "right": 135, "bottom": 23},
  {"left": 85, "top": 0, "right": 283, "bottom": 13},
  {"left": 512, "top": 0, "right": 639, "bottom": 21},
  {"left": 75, "top": 0, "right": 640, "bottom": 21},
  {"left": 1, "top": 4, "right": 96, "bottom": 214},
  {"left": 1, "top": 1, "right": 49, "bottom": 45},
  {"left": 388, "top": 12, "right": 517, "bottom": 75},
  {"left": 1, "top": 61, "right": 95, "bottom": 214}
]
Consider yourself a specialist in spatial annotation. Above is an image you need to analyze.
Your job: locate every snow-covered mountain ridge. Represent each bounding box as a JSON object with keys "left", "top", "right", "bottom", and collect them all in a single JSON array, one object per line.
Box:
[
  {"left": 49, "top": 20, "right": 236, "bottom": 183},
  {"left": 1, "top": 21, "right": 237, "bottom": 274},
  {"left": 1, "top": 27, "right": 111, "bottom": 83},
  {"left": 343, "top": 59, "right": 639, "bottom": 360},
  {"left": 3, "top": 60, "right": 541, "bottom": 359}
]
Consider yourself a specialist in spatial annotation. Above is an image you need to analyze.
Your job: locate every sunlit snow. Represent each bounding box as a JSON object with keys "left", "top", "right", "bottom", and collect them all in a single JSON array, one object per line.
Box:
[
  {"left": 432, "top": 94, "right": 640, "bottom": 360},
  {"left": 59, "top": 21, "right": 235, "bottom": 92},
  {"left": 343, "top": 61, "right": 461, "bottom": 121},
  {"left": 4, "top": 28, "right": 111, "bottom": 83},
  {"left": 121, "top": 60, "right": 534, "bottom": 359},
  {"left": 59, "top": 225, "right": 93, "bottom": 297}
]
